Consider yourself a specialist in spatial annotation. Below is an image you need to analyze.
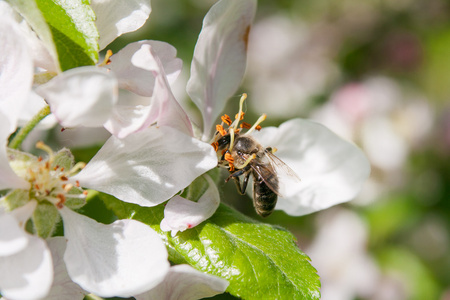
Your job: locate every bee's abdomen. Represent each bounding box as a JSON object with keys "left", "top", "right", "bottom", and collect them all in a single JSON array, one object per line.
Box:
[{"left": 253, "top": 175, "right": 278, "bottom": 217}]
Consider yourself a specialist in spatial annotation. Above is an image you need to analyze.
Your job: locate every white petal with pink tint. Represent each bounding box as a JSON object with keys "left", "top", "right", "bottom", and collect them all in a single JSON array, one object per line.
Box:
[
  {"left": 92, "top": 0, "right": 151, "bottom": 50},
  {"left": 36, "top": 66, "right": 118, "bottom": 128},
  {"left": 252, "top": 118, "right": 370, "bottom": 216},
  {"left": 60, "top": 207, "right": 169, "bottom": 297},
  {"left": 135, "top": 264, "right": 229, "bottom": 300},
  {"left": 131, "top": 43, "right": 193, "bottom": 136},
  {"left": 110, "top": 40, "right": 182, "bottom": 96},
  {"left": 160, "top": 175, "right": 220, "bottom": 236},
  {"left": 73, "top": 126, "right": 217, "bottom": 207},
  {"left": 187, "top": 0, "right": 257, "bottom": 139}
]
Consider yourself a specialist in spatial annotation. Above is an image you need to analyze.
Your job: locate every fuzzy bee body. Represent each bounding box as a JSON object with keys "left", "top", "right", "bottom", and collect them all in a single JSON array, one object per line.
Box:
[{"left": 212, "top": 94, "right": 301, "bottom": 217}]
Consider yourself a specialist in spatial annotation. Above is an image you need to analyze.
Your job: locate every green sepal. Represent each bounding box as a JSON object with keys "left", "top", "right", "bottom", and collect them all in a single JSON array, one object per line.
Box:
[
  {"left": 32, "top": 200, "right": 60, "bottom": 238},
  {"left": 99, "top": 192, "right": 321, "bottom": 300},
  {"left": 1, "top": 189, "right": 31, "bottom": 211},
  {"left": 52, "top": 148, "right": 75, "bottom": 170}
]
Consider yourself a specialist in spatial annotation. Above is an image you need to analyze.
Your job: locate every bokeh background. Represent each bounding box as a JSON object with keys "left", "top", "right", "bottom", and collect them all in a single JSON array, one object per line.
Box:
[{"left": 71, "top": 0, "right": 450, "bottom": 299}]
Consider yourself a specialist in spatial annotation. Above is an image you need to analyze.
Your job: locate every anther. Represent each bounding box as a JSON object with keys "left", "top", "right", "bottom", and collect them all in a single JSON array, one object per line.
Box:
[
  {"left": 240, "top": 122, "right": 252, "bottom": 129},
  {"left": 216, "top": 125, "right": 227, "bottom": 136},
  {"left": 211, "top": 142, "right": 219, "bottom": 151},
  {"left": 221, "top": 114, "right": 232, "bottom": 126}
]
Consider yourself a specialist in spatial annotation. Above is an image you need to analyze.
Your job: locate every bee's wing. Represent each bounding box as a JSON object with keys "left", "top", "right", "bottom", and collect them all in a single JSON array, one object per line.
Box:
[
  {"left": 263, "top": 151, "right": 301, "bottom": 198},
  {"left": 250, "top": 163, "right": 282, "bottom": 197}
]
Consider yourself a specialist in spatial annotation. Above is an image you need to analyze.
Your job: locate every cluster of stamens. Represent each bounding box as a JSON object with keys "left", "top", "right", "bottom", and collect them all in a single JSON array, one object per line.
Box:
[
  {"left": 211, "top": 93, "right": 266, "bottom": 172},
  {"left": 24, "top": 142, "right": 87, "bottom": 209}
]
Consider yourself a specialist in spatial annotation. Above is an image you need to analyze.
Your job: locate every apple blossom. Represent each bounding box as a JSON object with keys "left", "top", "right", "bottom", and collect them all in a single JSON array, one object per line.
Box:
[{"left": 0, "top": 110, "right": 170, "bottom": 298}]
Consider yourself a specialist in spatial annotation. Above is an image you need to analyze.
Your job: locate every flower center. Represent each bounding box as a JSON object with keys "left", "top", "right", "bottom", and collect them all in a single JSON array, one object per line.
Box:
[{"left": 11, "top": 142, "right": 86, "bottom": 208}]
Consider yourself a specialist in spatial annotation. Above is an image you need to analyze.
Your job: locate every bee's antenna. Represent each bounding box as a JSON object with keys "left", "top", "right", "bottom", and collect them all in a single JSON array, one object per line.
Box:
[{"left": 245, "top": 113, "right": 266, "bottom": 135}]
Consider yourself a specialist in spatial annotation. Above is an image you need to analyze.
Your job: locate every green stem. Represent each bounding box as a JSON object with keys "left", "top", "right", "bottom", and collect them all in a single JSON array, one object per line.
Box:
[{"left": 8, "top": 105, "right": 51, "bottom": 149}]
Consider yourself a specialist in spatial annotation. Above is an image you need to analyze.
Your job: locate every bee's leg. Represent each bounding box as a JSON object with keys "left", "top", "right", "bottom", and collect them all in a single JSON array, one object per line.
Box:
[
  {"left": 230, "top": 170, "right": 251, "bottom": 195},
  {"left": 225, "top": 165, "right": 251, "bottom": 194}
]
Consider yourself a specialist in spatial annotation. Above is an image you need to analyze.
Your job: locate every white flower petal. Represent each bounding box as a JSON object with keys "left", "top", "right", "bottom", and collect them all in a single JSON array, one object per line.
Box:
[
  {"left": 0, "top": 111, "right": 29, "bottom": 190},
  {"left": 252, "top": 118, "right": 370, "bottom": 216},
  {"left": 160, "top": 175, "right": 220, "bottom": 236},
  {"left": 92, "top": 0, "right": 151, "bottom": 50},
  {"left": 186, "top": 0, "right": 257, "bottom": 139},
  {"left": 0, "top": 213, "right": 28, "bottom": 256},
  {"left": 105, "top": 43, "right": 191, "bottom": 138},
  {"left": 45, "top": 237, "right": 86, "bottom": 300},
  {"left": 36, "top": 66, "right": 118, "bottom": 128},
  {"left": 60, "top": 207, "right": 169, "bottom": 297},
  {"left": 110, "top": 40, "right": 182, "bottom": 96},
  {"left": 0, "top": 7, "right": 33, "bottom": 133},
  {"left": 135, "top": 264, "right": 229, "bottom": 300},
  {"left": 0, "top": 234, "right": 53, "bottom": 300},
  {"left": 18, "top": 91, "right": 57, "bottom": 130},
  {"left": 131, "top": 43, "right": 193, "bottom": 136},
  {"left": 73, "top": 126, "right": 217, "bottom": 206}
]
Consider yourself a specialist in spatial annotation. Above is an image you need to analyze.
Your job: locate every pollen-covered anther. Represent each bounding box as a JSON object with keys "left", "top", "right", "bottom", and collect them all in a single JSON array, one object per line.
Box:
[
  {"left": 75, "top": 180, "right": 81, "bottom": 187},
  {"left": 235, "top": 112, "right": 245, "bottom": 121},
  {"left": 82, "top": 190, "right": 88, "bottom": 196},
  {"left": 216, "top": 124, "right": 227, "bottom": 136},
  {"left": 255, "top": 125, "right": 262, "bottom": 131},
  {"left": 224, "top": 152, "right": 234, "bottom": 164},
  {"left": 56, "top": 194, "right": 66, "bottom": 209},
  {"left": 211, "top": 142, "right": 219, "bottom": 151},
  {"left": 221, "top": 114, "right": 232, "bottom": 126},
  {"left": 60, "top": 175, "right": 68, "bottom": 181},
  {"left": 240, "top": 122, "right": 251, "bottom": 129}
]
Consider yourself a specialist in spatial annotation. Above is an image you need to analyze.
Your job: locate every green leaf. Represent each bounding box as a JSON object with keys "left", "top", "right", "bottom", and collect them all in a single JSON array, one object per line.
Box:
[
  {"left": 7, "top": 0, "right": 99, "bottom": 71},
  {"left": 100, "top": 193, "right": 320, "bottom": 300}
]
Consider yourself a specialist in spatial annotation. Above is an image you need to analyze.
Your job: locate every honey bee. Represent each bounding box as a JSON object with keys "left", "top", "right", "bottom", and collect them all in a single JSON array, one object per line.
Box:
[{"left": 212, "top": 94, "right": 301, "bottom": 217}]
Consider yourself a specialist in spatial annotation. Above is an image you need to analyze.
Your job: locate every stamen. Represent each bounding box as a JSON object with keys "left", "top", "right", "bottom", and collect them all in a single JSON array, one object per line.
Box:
[
  {"left": 36, "top": 141, "right": 54, "bottom": 163},
  {"left": 98, "top": 49, "right": 113, "bottom": 66},
  {"left": 240, "top": 122, "right": 252, "bottom": 129},
  {"left": 221, "top": 114, "right": 232, "bottom": 126},
  {"left": 229, "top": 128, "right": 235, "bottom": 151},
  {"left": 211, "top": 142, "right": 219, "bottom": 151},
  {"left": 232, "top": 93, "right": 247, "bottom": 130},
  {"left": 215, "top": 124, "right": 227, "bottom": 136},
  {"left": 240, "top": 153, "right": 256, "bottom": 168},
  {"left": 224, "top": 152, "right": 234, "bottom": 164},
  {"left": 245, "top": 114, "right": 266, "bottom": 135},
  {"left": 68, "top": 162, "right": 86, "bottom": 176}
]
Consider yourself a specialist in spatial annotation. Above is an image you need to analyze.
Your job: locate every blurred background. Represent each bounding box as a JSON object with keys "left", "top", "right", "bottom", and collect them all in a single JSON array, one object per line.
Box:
[{"left": 78, "top": 0, "right": 450, "bottom": 299}]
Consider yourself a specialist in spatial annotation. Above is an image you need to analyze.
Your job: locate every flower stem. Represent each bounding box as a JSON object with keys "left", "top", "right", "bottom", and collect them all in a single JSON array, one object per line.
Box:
[{"left": 8, "top": 105, "right": 51, "bottom": 149}]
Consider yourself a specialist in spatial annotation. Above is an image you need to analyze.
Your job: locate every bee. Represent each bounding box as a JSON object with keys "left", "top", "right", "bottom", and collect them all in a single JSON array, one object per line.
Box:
[{"left": 212, "top": 94, "right": 301, "bottom": 217}]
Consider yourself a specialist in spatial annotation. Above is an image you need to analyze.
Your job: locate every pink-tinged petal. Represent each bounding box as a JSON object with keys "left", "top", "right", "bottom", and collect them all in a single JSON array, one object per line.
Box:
[
  {"left": 110, "top": 40, "right": 182, "bottom": 96},
  {"left": 0, "top": 234, "right": 53, "bottom": 300},
  {"left": 160, "top": 175, "right": 220, "bottom": 236},
  {"left": 36, "top": 67, "right": 118, "bottom": 128},
  {"left": 73, "top": 126, "right": 217, "bottom": 206},
  {"left": 60, "top": 207, "right": 169, "bottom": 297},
  {"left": 0, "top": 7, "right": 33, "bottom": 133},
  {"left": 252, "top": 118, "right": 370, "bottom": 216},
  {"left": 131, "top": 43, "right": 193, "bottom": 136},
  {"left": 92, "top": 0, "right": 151, "bottom": 50},
  {"left": 186, "top": 0, "right": 257, "bottom": 139},
  {"left": 46, "top": 237, "right": 86, "bottom": 300},
  {"left": 135, "top": 264, "right": 229, "bottom": 300},
  {"left": 0, "top": 112, "right": 29, "bottom": 190}
]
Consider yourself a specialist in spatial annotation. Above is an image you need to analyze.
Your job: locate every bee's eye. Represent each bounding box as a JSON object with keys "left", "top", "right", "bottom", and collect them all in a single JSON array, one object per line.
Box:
[{"left": 217, "top": 135, "right": 231, "bottom": 149}]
